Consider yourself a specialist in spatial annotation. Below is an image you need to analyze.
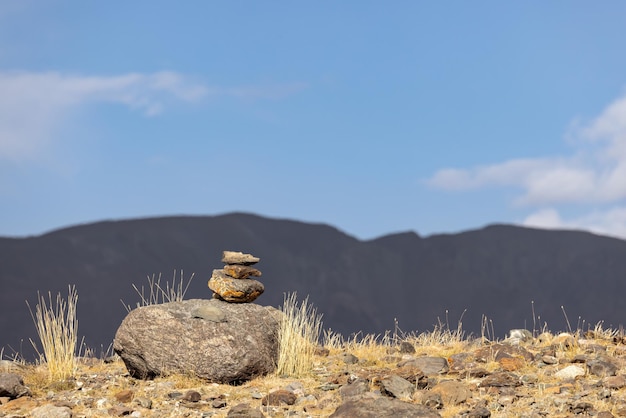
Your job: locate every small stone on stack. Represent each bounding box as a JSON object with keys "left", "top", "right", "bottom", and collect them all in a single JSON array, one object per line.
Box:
[{"left": 208, "top": 251, "right": 264, "bottom": 303}]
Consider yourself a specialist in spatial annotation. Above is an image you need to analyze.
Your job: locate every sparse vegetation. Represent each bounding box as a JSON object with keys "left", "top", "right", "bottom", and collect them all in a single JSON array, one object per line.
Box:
[
  {"left": 121, "top": 269, "right": 194, "bottom": 312},
  {"left": 26, "top": 285, "right": 79, "bottom": 382},
  {"left": 4, "top": 279, "right": 626, "bottom": 417},
  {"left": 4, "top": 310, "right": 626, "bottom": 417},
  {"left": 275, "top": 292, "right": 323, "bottom": 377}
]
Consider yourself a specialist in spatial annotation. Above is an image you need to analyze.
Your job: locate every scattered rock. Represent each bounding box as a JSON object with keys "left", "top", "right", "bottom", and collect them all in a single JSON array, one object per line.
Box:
[
  {"left": 587, "top": 359, "right": 618, "bottom": 377},
  {"left": 498, "top": 356, "right": 526, "bottom": 371},
  {"left": 285, "top": 381, "right": 303, "bottom": 396},
  {"left": 212, "top": 398, "right": 227, "bottom": 408},
  {"left": 430, "top": 380, "right": 471, "bottom": 405},
  {"left": 108, "top": 405, "right": 133, "bottom": 416},
  {"left": 421, "top": 392, "right": 443, "bottom": 409},
  {"left": 330, "top": 396, "right": 442, "bottom": 417},
  {"left": 378, "top": 375, "right": 414, "bottom": 400},
  {"left": 474, "top": 344, "right": 533, "bottom": 363},
  {"left": 0, "top": 373, "right": 31, "bottom": 399},
  {"left": 399, "top": 341, "right": 416, "bottom": 354},
  {"left": 541, "top": 355, "right": 558, "bottom": 365},
  {"left": 113, "top": 298, "right": 280, "bottom": 383},
  {"left": 261, "top": 389, "right": 297, "bottom": 406},
  {"left": 467, "top": 406, "right": 491, "bottom": 417},
  {"left": 554, "top": 365, "right": 586, "bottom": 380},
  {"left": 341, "top": 353, "right": 359, "bottom": 364},
  {"left": 30, "top": 404, "right": 72, "bottom": 418},
  {"left": 602, "top": 375, "right": 626, "bottom": 389},
  {"left": 114, "top": 389, "right": 134, "bottom": 403},
  {"left": 479, "top": 372, "right": 521, "bottom": 387},
  {"left": 395, "top": 364, "right": 427, "bottom": 387},
  {"left": 571, "top": 401, "right": 594, "bottom": 414},
  {"left": 399, "top": 357, "right": 449, "bottom": 375},
  {"left": 339, "top": 378, "right": 370, "bottom": 399},
  {"left": 183, "top": 390, "right": 201, "bottom": 402},
  {"left": 133, "top": 396, "right": 152, "bottom": 409},
  {"left": 227, "top": 403, "right": 266, "bottom": 417}
]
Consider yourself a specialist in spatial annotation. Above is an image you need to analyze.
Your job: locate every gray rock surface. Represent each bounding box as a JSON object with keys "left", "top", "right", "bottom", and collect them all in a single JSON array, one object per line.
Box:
[
  {"left": 430, "top": 380, "right": 471, "bottom": 405},
  {"left": 0, "top": 373, "right": 30, "bottom": 399},
  {"left": 31, "top": 404, "right": 72, "bottom": 418},
  {"left": 339, "top": 378, "right": 370, "bottom": 399},
  {"left": 330, "top": 396, "right": 442, "bottom": 417},
  {"left": 587, "top": 358, "right": 618, "bottom": 377},
  {"left": 398, "top": 356, "right": 449, "bottom": 375},
  {"left": 379, "top": 375, "right": 414, "bottom": 400},
  {"left": 227, "top": 403, "right": 266, "bottom": 417},
  {"left": 113, "top": 299, "right": 280, "bottom": 383},
  {"left": 554, "top": 365, "right": 585, "bottom": 380},
  {"left": 261, "top": 389, "right": 297, "bottom": 406},
  {"left": 479, "top": 372, "right": 522, "bottom": 387}
]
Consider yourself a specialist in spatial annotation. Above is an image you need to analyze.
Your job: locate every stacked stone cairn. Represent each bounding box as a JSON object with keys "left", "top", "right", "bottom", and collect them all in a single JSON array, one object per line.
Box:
[{"left": 208, "top": 250, "right": 264, "bottom": 303}]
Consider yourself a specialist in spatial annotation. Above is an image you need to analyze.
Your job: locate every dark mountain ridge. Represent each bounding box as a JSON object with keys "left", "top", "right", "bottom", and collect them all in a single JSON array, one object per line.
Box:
[{"left": 2, "top": 213, "right": 625, "bottom": 359}]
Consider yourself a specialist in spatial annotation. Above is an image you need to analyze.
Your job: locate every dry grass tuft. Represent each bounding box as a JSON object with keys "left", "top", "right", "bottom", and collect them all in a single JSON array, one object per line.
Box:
[
  {"left": 27, "top": 285, "right": 79, "bottom": 382},
  {"left": 411, "top": 317, "right": 472, "bottom": 357},
  {"left": 340, "top": 332, "right": 394, "bottom": 366},
  {"left": 275, "top": 292, "right": 323, "bottom": 378},
  {"left": 121, "top": 269, "right": 194, "bottom": 312}
]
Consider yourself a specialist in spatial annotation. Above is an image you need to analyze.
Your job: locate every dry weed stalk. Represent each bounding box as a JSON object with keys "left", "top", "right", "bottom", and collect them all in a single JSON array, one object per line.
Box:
[
  {"left": 27, "top": 285, "right": 79, "bottom": 382},
  {"left": 276, "top": 292, "right": 322, "bottom": 377},
  {"left": 121, "top": 269, "right": 194, "bottom": 312}
]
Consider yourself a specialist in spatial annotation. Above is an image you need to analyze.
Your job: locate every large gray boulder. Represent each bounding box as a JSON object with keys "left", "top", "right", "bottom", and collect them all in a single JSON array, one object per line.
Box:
[{"left": 113, "top": 299, "right": 281, "bottom": 384}]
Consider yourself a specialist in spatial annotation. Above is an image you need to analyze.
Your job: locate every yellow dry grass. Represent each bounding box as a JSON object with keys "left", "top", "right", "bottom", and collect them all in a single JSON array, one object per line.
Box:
[
  {"left": 7, "top": 281, "right": 626, "bottom": 418},
  {"left": 5, "top": 317, "right": 626, "bottom": 418},
  {"left": 275, "top": 292, "right": 323, "bottom": 378},
  {"left": 26, "top": 285, "right": 79, "bottom": 383}
]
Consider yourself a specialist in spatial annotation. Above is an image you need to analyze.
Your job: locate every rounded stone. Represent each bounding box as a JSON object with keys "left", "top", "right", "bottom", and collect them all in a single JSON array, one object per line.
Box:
[{"left": 208, "top": 269, "right": 264, "bottom": 303}]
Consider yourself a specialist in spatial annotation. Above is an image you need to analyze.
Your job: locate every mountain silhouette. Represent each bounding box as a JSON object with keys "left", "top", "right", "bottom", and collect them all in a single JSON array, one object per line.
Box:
[{"left": 2, "top": 212, "right": 626, "bottom": 359}]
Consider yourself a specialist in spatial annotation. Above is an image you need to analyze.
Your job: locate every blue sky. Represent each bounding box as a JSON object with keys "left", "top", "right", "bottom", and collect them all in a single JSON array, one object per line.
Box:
[{"left": 2, "top": 2, "right": 626, "bottom": 240}]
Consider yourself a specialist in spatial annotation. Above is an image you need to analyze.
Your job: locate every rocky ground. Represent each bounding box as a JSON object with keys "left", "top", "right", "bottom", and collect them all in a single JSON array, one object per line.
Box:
[{"left": 2, "top": 328, "right": 626, "bottom": 418}]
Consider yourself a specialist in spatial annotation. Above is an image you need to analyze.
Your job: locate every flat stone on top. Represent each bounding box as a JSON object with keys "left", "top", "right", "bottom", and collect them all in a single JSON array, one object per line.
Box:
[{"left": 222, "top": 251, "right": 260, "bottom": 266}]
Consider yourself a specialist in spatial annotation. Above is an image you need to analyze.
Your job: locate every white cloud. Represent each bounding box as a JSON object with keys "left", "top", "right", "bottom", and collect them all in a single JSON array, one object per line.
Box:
[
  {"left": 427, "top": 91, "right": 626, "bottom": 206},
  {"left": 522, "top": 207, "right": 626, "bottom": 240},
  {"left": 0, "top": 71, "right": 307, "bottom": 162},
  {"left": 521, "top": 208, "right": 565, "bottom": 229},
  {"left": 0, "top": 71, "right": 208, "bottom": 161},
  {"left": 427, "top": 91, "right": 626, "bottom": 239}
]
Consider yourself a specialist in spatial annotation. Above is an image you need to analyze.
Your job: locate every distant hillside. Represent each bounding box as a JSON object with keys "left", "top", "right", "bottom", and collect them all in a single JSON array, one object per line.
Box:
[{"left": 2, "top": 213, "right": 626, "bottom": 358}]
